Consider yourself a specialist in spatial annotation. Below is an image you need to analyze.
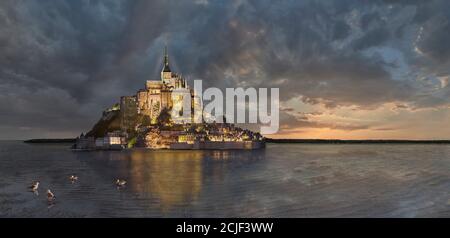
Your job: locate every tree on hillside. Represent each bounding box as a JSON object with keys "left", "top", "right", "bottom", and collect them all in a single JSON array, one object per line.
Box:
[{"left": 157, "top": 108, "right": 173, "bottom": 127}]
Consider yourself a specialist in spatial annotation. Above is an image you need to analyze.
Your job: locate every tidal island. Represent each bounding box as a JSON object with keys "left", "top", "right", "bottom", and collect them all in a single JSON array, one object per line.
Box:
[{"left": 73, "top": 48, "right": 264, "bottom": 151}]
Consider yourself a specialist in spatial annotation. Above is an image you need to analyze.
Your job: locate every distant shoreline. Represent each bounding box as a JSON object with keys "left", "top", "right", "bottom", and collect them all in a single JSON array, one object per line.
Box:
[
  {"left": 265, "top": 138, "right": 450, "bottom": 144},
  {"left": 24, "top": 138, "right": 76, "bottom": 143},
  {"left": 23, "top": 138, "right": 450, "bottom": 144}
]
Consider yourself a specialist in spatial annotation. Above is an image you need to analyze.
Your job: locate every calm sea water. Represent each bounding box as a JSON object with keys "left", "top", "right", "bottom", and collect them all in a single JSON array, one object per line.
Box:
[{"left": 0, "top": 141, "right": 448, "bottom": 217}]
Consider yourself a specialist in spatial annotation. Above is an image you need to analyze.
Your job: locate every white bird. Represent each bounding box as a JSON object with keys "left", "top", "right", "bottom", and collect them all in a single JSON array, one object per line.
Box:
[
  {"left": 47, "top": 189, "right": 56, "bottom": 202},
  {"left": 69, "top": 175, "right": 78, "bottom": 183},
  {"left": 28, "top": 181, "right": 39, "bottom": 192},
  {"left": 115, "top": 179, "right": 127, "bottom": 187}
]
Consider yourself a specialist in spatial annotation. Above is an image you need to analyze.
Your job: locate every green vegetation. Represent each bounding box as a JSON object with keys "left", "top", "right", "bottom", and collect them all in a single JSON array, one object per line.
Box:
[
  {"left": 86, "top": 110, "right": 121, "bottom": 138},
  {"left": 105, "top": 103, "right": 120, "bottom": 112},
  {"left": 127, "top": 137, "right": 137, "bottom": 148},
  {"left": 139, "top": 114, "right": 152, "bottom": 127},
  {"left": 157, "top": 108, "right": 173, "bottom": 127}
]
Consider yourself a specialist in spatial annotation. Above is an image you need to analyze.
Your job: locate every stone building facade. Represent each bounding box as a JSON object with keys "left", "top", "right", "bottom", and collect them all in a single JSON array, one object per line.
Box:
[{"left": 120, "top": 47, "right": 198, "bottom": 129}]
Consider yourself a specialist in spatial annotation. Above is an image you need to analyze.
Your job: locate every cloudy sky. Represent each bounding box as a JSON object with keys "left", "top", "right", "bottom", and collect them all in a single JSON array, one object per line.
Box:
[{"left": 1, "top": 0, "right": 450, "bottom": 140}]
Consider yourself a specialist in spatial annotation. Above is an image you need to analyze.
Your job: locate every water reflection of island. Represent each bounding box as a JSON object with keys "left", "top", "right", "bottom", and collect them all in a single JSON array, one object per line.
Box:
[
  {"left": 128, "top": 150, "right": 204, "bottom": 211},
  {"left": 76, "top": 149, "right": 265, "bottom": 214},
  {"left": 127, "top": 149, "right": 265, "bottom": 212}
]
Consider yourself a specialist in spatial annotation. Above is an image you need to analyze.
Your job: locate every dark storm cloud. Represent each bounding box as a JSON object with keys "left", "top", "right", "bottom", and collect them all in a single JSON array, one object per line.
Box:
[
  {"left": 0, "top": 0, "right": 130, "bottom": 96},
  {"left": 332, "top": 20, "right": 350, "bottom": 40},
  {"left": 1, "top": 0, "right": 450, "bottom": 139},
  {"left": 418, "top": 19, "right": 450, "bottom": 64},
  {"left": 353, "top": 27, "right": 390, "bottom": 51}
]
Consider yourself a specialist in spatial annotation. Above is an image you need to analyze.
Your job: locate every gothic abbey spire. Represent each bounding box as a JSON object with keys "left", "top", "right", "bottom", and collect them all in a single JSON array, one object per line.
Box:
[{"left": 162, "top": 46, "right": 171, "bottom": 72}]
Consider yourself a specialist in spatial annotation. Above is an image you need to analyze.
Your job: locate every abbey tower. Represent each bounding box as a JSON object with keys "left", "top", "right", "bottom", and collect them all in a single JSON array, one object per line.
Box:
[{"left": 120, "top": 47, "right": 194, "bottom": 132}]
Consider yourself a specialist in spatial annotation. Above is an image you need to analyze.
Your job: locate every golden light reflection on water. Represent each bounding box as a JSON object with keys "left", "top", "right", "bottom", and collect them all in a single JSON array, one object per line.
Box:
[
  {"left": 128, "top": 150, "right": 205, "bottom": 211},
  {"left": 211, "top": 150, "right": 231, "bottom": 160},
  {"left": 86, "top": 149, "right": 265, "bottom": 213}
]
